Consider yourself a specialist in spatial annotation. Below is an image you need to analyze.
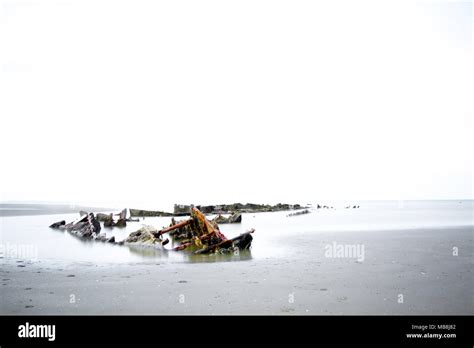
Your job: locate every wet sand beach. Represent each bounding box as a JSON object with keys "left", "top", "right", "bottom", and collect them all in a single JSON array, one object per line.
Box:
[{"left": 1, "top": 225, "right": 472, "bottom": 315}]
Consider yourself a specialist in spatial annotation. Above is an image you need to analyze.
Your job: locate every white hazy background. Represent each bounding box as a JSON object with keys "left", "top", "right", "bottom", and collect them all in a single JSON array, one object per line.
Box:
[{"left": 0, "top": 0, "right": 472, "bottom": 209}]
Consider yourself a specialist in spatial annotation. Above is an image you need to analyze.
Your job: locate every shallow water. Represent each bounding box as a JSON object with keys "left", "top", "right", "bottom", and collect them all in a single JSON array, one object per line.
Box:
[{"left": 0, "top": 200, "right": 472, "bottom": 265}]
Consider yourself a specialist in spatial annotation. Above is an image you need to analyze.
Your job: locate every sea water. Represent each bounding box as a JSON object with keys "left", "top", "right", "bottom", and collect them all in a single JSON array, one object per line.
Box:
[{"left": 0, "top": 200, "right": 472, "bottom": 265}]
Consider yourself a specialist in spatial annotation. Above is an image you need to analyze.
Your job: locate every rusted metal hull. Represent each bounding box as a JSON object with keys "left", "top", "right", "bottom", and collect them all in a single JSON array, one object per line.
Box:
[{"left": 160, "top": 207, "right": 254, "bottom": 254}]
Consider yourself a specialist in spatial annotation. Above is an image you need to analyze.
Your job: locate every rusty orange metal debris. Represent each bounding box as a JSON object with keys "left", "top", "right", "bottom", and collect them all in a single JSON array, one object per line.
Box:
[{"left": 156, "top": 207, "right": 254, "bottom": 254}]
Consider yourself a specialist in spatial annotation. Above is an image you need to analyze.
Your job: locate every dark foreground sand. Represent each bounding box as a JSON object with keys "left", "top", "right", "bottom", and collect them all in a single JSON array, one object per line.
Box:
[{"left": 1, "top": 226, "right": 472, "bottom": 315}]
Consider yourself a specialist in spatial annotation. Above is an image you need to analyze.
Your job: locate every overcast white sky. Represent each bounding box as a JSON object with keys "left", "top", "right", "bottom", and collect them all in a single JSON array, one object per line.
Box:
[{"left": 0, "top": 0, "right": 472, "bottom": 209}]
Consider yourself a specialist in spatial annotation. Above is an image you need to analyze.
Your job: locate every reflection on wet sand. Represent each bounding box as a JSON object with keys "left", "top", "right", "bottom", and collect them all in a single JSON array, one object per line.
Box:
[{"left": 126, "top": 244, "right": 252, "bottom": 263}]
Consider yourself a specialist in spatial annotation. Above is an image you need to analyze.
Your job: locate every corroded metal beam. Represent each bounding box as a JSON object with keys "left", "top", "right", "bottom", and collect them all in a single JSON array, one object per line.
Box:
[{"left": 155, "top": 218, "right": 193, "bottom": 237}]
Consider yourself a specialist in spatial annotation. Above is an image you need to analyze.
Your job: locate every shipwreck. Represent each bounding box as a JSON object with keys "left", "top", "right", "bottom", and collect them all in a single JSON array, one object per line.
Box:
[
  {"left": 121, "top": 207, "right": 253, "bottom": 254},
  {"left": 49, "top": 207, "right": 254, "bottom": 255}
]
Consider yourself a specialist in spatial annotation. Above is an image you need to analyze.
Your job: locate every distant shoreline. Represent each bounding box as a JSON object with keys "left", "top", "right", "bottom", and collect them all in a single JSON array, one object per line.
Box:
[
  {"left": 1, "top": 200, "right": 473, "bottom": 217},
  {"left": 0, "top": 202, "right": 311, "bottom": 217},
  {"left": 0, "top": 204, "right": 112, "bottom": 217}
]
